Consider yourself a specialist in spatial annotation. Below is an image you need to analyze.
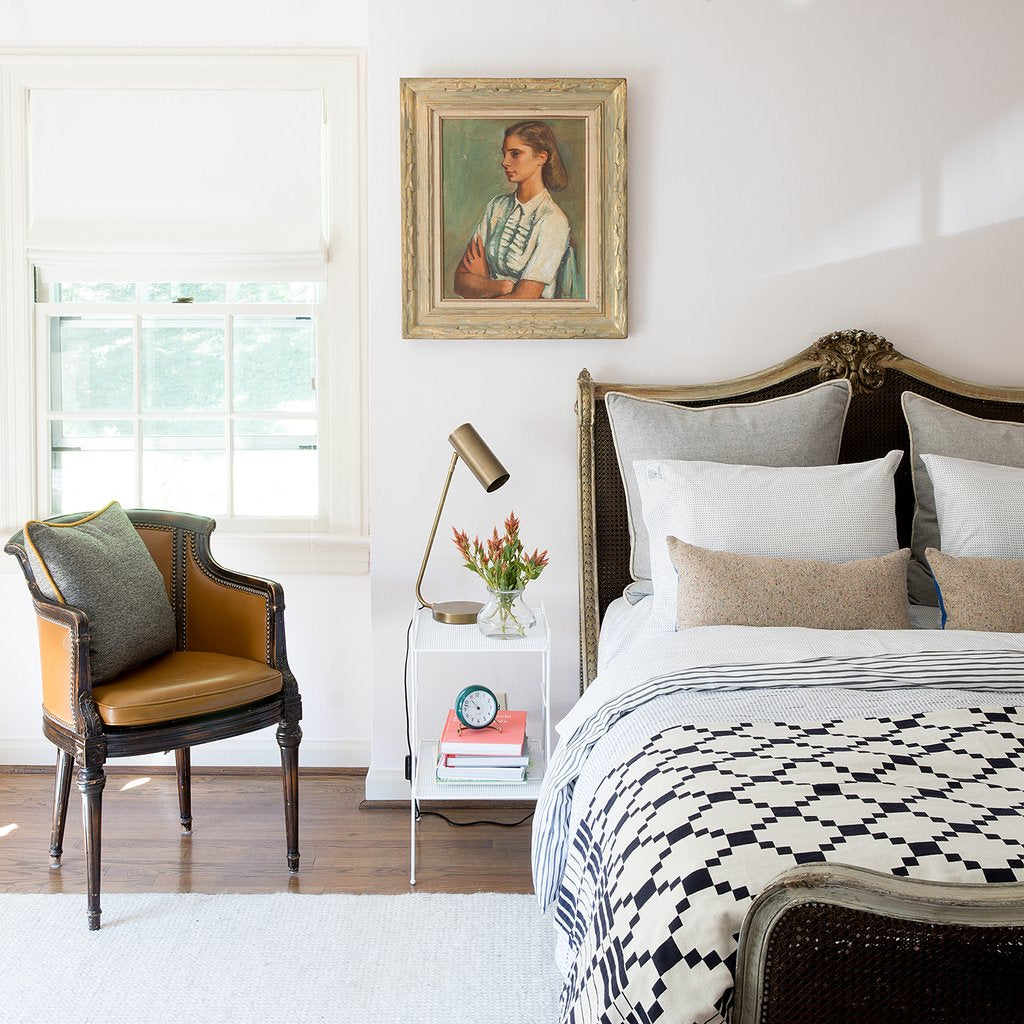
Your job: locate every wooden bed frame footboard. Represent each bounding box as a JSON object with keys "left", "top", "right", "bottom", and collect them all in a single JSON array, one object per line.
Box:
[{"left": 732, "top": 864, "right": 1024, "bottom": 1024}]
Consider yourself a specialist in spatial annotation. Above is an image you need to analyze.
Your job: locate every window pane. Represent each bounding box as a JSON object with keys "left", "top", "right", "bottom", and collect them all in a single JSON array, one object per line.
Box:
[
  {"left": 138, "top": 282, "right": 228, "bottom": 303},
  {"left": 50, "top": 419, "right": 134, "bottom": 514},
  {"left": 142, "top": 420, "right": 227, "bottom": 514},
  {"left": 234, "top": 317, "right": 316, "bottom": 412},
  {"left": 228, "top": 283, "right": 318, "bottom": 303},
  {"left": 53, "top": 283, "right": 136, "bottom": 303},
  {"left": 234, "top": 419, "right": 317, "bottom": 516},
  {"left": 51, "top": 317, "right": 134, "bottom": 412},
  {"left": 41, "top": 286, "right": 327, "bottom": 525},
  {"left": 46, "top": 282, "right": 319, "bottom": 304},
  {"left": 142, "top": 317, "right": 225, "bottom": 411}
]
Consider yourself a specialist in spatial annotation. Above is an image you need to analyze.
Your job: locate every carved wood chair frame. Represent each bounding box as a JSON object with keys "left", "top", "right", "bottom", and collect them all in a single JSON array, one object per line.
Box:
[{"left": 5, "top": 509, "right": 303, "bottom": 929}]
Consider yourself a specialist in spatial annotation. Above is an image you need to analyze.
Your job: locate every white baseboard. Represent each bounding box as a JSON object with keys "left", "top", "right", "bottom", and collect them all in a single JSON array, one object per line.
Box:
[
  {"left": 0, "top": 737, "right": 370, "bottom": 769},
  {"left": 363, "top": 768, "right": 410, "bottom": 802}
]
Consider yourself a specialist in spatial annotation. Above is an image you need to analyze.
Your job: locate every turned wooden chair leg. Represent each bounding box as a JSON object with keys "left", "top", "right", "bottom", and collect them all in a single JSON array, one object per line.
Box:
[
  {"left": 277, "top": 721, "right": 301, "bottom": 872},
  {"left": 174, "top": 748, "right": 192, "bottom": 833},
  {"left": 49, "top": 749, "right": 74, "bottom": 868},
  {"left": 78, "top": 764, "right": 105, "bottom": 930}
]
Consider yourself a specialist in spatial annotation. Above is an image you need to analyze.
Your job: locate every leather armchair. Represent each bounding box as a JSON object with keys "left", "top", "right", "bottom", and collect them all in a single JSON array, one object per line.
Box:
[{"left": 5, "top": 509, "right": 302, "bottom": 929}]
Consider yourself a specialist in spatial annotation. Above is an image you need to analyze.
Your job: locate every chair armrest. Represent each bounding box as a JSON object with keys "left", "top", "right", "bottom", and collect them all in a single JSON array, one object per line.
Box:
[
  {"left": 8, "top": 533, "right": 105, "bottom": 736},
  {"left": 31, "top": 593, "right": 94, "bottom": 733}
]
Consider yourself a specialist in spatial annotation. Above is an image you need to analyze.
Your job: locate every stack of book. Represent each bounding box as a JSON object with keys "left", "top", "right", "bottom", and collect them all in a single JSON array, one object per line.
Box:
[{"left": 435, "top": 708, "right": 529, "bottom": 783}]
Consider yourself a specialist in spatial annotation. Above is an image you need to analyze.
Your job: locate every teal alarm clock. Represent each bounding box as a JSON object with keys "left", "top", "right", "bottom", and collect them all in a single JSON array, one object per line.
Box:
[{"left": 454, "top": 684, "right": 500, "bottom": 730}]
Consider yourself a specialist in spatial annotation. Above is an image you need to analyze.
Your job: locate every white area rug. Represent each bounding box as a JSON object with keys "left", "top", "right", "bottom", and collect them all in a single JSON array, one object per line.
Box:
[{"left": 0, "top": 892, "right": 562, "bottom": 1024}]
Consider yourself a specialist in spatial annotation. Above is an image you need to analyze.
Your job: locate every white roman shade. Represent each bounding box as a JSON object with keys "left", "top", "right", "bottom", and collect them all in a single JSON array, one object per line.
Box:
[{"left": 28, "top": 88, "right": 327, "bottom": 280}]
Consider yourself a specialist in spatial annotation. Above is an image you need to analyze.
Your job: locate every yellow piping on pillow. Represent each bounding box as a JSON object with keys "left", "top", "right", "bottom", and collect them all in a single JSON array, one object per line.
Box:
[{"left": 23, "top": 500, "right": 124, "bottom": 604}]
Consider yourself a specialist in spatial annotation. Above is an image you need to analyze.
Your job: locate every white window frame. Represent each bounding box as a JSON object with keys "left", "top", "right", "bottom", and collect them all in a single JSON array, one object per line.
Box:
[
  {"left": 35, "top": 293, "right": 326, "bottom": 528},
  {"left": 0, "top": 51, "right": 367, "bottom": 574}
]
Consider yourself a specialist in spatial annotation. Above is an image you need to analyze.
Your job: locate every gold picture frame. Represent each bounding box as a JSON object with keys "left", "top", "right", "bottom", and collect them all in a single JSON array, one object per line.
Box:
[{"left": 401, "top": 77, "right": 627, "bottom": 339}]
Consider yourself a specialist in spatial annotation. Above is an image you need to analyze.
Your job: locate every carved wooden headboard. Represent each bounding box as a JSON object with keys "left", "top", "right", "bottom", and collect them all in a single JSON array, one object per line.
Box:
[{"left": 576, "top": 329, "right": 1024, "bottom": 692}]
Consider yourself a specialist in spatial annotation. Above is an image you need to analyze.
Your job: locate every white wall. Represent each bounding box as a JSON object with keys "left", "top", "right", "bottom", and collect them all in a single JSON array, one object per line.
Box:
[
  {"left": 0, "top": 2, "right": 372, "bottom": 767},
  {"left": 364, "top": 0, "right": 1024, "bottom": 796},
  {"left": 2, "top": 1, "right": 1023, "bottom": 783},
  {"left": 0, "top": 1, "right": 367, "bottom": 48}
]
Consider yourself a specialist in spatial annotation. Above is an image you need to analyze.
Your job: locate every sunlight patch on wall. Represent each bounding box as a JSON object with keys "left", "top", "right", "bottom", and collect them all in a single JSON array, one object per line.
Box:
[
  {"left": 767, "top": 177, "right": 922, "bottom": 278},
  {"left": 939, "top": 103, "right": 1024, "bottom": 236}
]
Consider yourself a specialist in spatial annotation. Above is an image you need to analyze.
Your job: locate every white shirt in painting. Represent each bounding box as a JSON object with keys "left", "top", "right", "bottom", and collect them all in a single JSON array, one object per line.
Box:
[{"left": 474, "top": 189, "right": 571, "bottom": 298}]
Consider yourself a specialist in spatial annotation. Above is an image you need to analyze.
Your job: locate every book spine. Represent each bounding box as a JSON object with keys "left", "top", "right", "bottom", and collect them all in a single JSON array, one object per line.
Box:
[{"left": 434, "top": 771, "right": 527, "bottom": 783}]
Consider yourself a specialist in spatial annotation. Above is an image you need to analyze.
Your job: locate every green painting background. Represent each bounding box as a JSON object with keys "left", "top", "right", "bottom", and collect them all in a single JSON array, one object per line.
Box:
[{"left": 441, "top": 117, "right": 587, "bottom": 300}]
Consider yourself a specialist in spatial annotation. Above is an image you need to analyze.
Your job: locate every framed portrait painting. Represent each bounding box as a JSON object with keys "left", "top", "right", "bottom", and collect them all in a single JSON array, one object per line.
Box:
[{"left": 401, "top": 78, "right": 627, "bottom": 339}]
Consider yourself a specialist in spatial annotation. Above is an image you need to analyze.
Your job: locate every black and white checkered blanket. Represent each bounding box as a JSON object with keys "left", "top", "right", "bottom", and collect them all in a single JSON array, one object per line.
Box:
[{"left": 532, "top": 651, "right": 1024, "bottom": 1024}]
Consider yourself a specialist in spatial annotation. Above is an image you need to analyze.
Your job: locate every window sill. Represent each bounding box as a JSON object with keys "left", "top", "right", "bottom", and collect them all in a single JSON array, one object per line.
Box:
[
  {"left": 210, "top": 532, "right": 370, "bottom": 577},
  {"left": 0, "top": 526, "right": 369, "bottom": 577}
]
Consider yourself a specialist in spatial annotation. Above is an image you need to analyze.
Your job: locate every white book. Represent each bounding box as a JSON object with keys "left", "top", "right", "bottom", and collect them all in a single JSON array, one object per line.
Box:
[
  {"left": 435, "top": 758, "right": 527, "bottom": 783},
  {"left": 443, "top": 743, "right": 531, "bottom": 769}
]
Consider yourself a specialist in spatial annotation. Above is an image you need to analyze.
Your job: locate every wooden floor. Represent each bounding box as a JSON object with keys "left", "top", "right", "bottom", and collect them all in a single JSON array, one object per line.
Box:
[{"left": 0, "top": 768, "right": 535, "bottom": 895}]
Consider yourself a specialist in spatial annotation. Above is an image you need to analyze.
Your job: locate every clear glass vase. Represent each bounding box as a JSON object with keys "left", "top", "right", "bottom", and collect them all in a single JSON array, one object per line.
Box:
[{"left": 476, "top": 587, "right": 537, "bottom": 639}]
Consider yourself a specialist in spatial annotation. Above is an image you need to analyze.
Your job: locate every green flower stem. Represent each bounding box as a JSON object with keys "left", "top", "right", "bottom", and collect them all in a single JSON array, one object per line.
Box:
[{"left": 482, "top": 588, "right": 531, "bottom": 637}]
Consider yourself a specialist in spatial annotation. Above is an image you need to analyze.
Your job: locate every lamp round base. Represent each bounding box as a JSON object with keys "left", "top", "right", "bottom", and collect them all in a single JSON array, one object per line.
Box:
[{"left": 431, "top": 600, "right": 483, "bottom": 625}]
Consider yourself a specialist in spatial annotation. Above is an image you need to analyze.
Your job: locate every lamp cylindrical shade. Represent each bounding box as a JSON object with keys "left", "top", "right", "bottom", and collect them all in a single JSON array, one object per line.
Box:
[{"left": 449, "top": 423, "right": 509, "bottom": 492}]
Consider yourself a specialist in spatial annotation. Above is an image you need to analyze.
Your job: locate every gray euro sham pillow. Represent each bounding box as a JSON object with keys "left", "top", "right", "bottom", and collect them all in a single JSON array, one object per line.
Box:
[
  {"left": 24, "top": 501, "right": 177, "bottom": 683},
  {"left": 902, "top": 393, "right": 1024, "bottom": 605},
  {"left": 667, "top": 539, "right": 911, "bottom": 631},
  {"left": 606, "top": 378, "right": 852, "bottom": 602}
]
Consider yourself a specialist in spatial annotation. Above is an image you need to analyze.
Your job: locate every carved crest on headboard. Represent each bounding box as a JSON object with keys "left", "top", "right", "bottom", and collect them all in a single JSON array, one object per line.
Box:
[{"left": 810, "top": 329, "right": 898, "bottom": 395}]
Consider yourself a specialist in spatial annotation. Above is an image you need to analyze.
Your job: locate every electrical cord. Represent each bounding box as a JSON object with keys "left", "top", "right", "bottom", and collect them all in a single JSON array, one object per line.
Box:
[
  {"left": 404, "top": 607, "right": 534, "bottom": 829},
  {"left": 418, "top": 807, "right": 535, "bottom": 828}
]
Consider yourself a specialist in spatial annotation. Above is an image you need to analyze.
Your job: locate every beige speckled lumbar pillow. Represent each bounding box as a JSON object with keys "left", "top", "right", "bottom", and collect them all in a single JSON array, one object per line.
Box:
[
  {"left": 926, "top": 547, "right": 1024, "bottom": 632},
  {"left": 667, "top": 538, "right": 911, "bottom": 630}
]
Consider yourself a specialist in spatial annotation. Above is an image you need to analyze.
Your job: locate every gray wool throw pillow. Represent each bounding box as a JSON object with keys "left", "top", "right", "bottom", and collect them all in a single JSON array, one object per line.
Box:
[{"left": 24, "top": 501, "right": 176, "bottom": 683}]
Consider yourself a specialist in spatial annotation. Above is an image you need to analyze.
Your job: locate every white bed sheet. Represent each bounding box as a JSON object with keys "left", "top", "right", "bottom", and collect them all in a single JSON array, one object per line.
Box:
[
  {"left": 598, "top": 595, "right": 942, "bottom": 677},
  {"left": 571, "top": 598, "right": 1015, "bottom": 742}
]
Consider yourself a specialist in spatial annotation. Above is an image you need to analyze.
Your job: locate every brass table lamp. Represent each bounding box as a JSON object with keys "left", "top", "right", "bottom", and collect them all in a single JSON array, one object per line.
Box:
[{"left": 415, "top": 423, "right": 509, "bottom": 623}]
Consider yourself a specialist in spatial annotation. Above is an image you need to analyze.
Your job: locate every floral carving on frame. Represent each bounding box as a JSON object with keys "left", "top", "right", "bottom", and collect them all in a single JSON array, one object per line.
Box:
[{"left": 401, "top": 78, "right": 627, "bottom": 340}]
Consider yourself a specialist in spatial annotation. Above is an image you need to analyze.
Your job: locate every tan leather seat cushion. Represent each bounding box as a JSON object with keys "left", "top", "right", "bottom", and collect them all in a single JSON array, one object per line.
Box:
[{"left": 91, "top": 651, "right": 283, "bottom": 726}]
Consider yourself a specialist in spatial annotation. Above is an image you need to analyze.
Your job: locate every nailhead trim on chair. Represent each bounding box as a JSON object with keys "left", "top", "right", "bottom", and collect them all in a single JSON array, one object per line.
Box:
[{"left": 177, "top": 530, "right": 189, "bottom": 652}]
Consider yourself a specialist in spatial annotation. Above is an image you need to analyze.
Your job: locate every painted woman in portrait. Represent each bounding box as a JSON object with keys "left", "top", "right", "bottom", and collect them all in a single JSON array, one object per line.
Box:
[{"left": 453, "top": 120, "right": 580, "bottom": 300}]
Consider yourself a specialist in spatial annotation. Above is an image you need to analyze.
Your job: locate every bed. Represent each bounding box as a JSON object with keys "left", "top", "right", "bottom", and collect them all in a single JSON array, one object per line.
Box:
[{"left": 532, "top": 330, "right": 1024, "bottom": 1024}]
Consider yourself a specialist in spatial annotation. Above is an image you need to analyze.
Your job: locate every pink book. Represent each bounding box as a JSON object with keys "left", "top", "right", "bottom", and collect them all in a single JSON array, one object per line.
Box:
[{"left": 438, "top": 709, "right": 527, "bottom": 756}]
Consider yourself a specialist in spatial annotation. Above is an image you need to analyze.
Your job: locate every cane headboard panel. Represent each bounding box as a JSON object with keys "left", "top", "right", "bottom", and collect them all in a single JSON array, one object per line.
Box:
[{"left": 576, "top": 329, "right": 1024, "bottom": 691}]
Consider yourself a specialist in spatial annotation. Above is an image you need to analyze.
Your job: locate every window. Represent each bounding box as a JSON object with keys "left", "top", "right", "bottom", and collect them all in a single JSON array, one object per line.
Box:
[
  {"left": 0, "top": 53, "right": 366, "bottom": 571},
  {"left": 38, "top": 280, "right": 322, "bottom": 522}
]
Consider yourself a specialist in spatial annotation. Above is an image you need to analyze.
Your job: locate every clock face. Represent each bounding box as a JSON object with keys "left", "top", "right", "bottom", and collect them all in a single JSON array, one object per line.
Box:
[{"left": 456, "top": 685, "right": 498, "bottom": 729}]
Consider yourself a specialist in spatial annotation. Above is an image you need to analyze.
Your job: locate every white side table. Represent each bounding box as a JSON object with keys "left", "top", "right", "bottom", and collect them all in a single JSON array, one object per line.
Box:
[{"left": 408, "top": 603, "right": 551, "bottom": 885}]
